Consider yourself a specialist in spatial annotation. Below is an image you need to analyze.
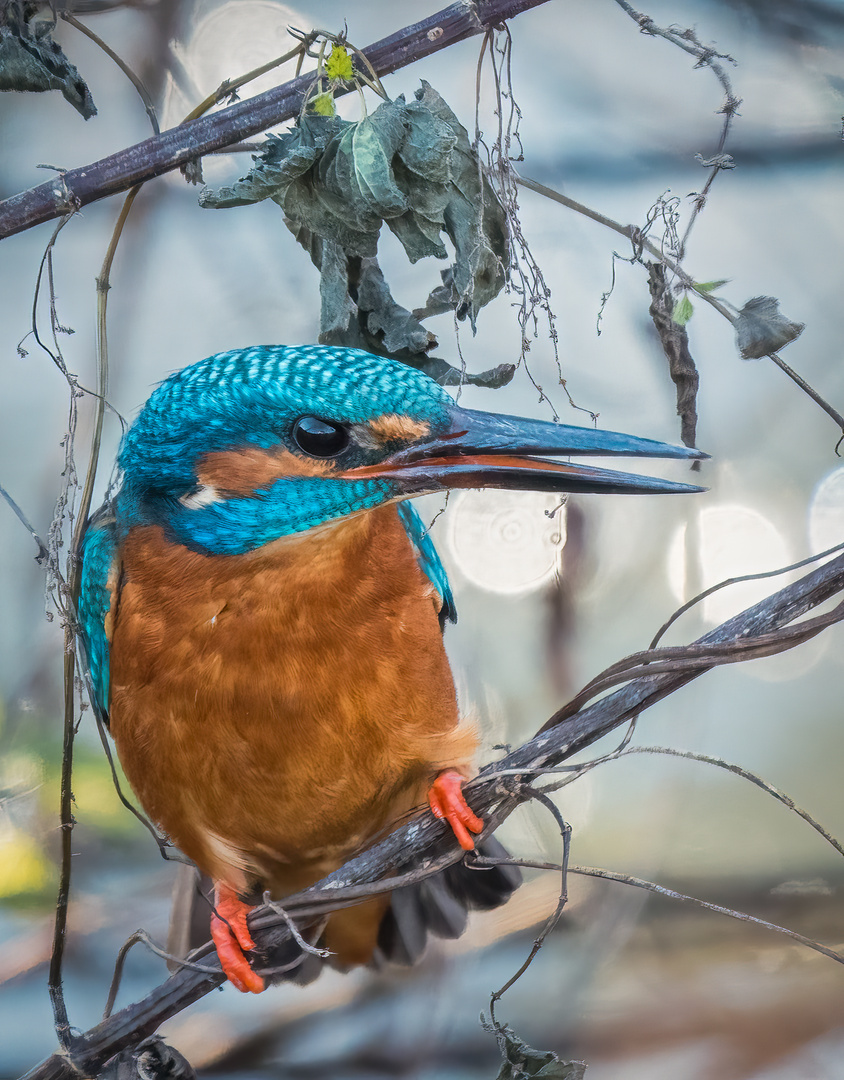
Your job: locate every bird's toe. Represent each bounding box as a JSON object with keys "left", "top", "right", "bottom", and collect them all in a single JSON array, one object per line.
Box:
[
  {"left": 211, "top": 883, "right": 265, "bottom": 994},
  {"left": 428, "top": 769, "right": 483, "bottom": 851}
]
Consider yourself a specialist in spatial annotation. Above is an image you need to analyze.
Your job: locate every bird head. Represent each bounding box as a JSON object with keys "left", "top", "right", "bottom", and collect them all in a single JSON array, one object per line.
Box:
[{"left": 116, "top": 345, "right": 706, "bottom": 555}]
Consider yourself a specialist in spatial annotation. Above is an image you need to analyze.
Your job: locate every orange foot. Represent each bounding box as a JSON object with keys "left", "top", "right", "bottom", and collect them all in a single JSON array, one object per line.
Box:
[
  {"left": 210, "top": 882, "right": 265, "bottom": 994},
  {"left": 428, "top": 769, "right": 483, "bottom": 851}
]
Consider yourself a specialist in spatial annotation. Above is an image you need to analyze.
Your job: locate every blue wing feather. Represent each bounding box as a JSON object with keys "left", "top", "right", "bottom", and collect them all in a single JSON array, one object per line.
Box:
[
  {"left": 78, "top": 509, "right": 119, "bottom": 721},
  {"left": 396, "top": 501, "right": 457, "bottom": 628}
]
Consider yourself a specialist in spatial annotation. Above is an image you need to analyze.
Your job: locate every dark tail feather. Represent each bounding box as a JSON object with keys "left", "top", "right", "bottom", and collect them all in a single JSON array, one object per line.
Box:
[{"left": 373, "top": 836, "right": 522, "bottom": 967}]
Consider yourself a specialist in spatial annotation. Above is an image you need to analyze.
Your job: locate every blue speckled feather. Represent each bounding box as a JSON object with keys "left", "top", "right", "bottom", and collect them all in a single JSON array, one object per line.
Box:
[
  {"left": 396, "top": 501, "right": 457, "bottom": 628},
  {"left": 119, "top": 345, "right": 452, "bottom": 495},
  {"left": 78, "top": 509, "right": 118, "bottom": 720}
]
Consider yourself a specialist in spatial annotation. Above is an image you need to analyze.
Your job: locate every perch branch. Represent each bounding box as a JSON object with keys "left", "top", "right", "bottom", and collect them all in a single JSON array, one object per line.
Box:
[
  {"left": 0, "top": 0, "right": 552, "bottom": 240},
  {"left": 23, "top": 549, "right": 844, "bottom": 1080}
]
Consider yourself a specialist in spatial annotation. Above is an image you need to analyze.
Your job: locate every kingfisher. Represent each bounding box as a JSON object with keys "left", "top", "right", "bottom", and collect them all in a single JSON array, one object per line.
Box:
[{"left": 78, "top": 344, "right": 704, "bottom": 994}]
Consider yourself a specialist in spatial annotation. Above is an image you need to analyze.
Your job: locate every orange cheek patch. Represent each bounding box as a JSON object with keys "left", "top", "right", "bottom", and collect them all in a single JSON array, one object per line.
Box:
[
  {"left": 368, "top": 415, "right": 431, "bottom": 443},
  {"left": 197, "top": 445, "right": 336, "bottom": 496}
]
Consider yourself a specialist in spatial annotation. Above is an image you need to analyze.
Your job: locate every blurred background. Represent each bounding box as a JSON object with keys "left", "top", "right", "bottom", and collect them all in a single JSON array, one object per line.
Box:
[{"left": 1, "top": 0, "right": 843, "bottom": 1076}]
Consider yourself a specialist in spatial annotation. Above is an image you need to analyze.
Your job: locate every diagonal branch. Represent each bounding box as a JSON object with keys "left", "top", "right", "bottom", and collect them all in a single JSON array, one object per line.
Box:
[
  {"left": 24, "top": 549, "right": 844, "bottom": 1080},
  {"left": 0, "top": 0, "right": 553, "bottom": 241}
]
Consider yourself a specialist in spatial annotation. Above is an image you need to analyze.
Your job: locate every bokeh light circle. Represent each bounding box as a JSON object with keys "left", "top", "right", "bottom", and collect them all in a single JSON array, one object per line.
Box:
[
  {"left": 445, "top": 490, "right": 567, "bottom": 595},
  {"left": 667, "top": 504, "right": 791, "bottom": 625},
  {"left": 809, "top": 465, "right": 844, "bottom": 554},
  {"left": 162, "top": 2, "right": 305, "bottom": 133}
]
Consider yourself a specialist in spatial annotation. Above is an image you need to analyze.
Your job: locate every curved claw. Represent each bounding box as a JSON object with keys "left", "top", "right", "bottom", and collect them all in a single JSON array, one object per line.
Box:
[
  {"left": 211, "top": 883, "right": 265, "bottom": 994},
  {"left": 428, "top": 769, "right": 483, "bottom": 851}
]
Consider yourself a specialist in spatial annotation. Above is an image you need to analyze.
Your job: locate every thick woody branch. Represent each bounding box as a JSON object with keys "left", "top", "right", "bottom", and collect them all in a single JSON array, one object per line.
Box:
[
  {"left": 24, "top": 549, "right": 844, "bottom": 1080},
  {"left": 0, "top": 0, "right": 552, "bottom": 240}
]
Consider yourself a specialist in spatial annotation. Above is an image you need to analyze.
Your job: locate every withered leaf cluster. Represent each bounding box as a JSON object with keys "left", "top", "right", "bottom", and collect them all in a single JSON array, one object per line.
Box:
[
  {"left": 490, "top": 1025, "right": 586, "bottom": 1080},
  {"left": 201, "top": 82, "right": 513, "bottom": 387}
]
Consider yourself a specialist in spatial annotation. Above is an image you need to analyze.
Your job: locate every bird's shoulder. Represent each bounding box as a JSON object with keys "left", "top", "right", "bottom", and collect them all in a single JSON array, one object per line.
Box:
[
  {"left": 396, "top": 501, "right": 457, "bottom": 628},
  {"left": 78, "top": 506, "right": 121, "bottom": 722}
]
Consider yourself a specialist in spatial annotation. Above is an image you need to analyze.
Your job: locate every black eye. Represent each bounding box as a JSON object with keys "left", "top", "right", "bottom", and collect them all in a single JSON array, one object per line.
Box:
[{"left": 292, "top": 416, "right": 350, "bottom": 458}]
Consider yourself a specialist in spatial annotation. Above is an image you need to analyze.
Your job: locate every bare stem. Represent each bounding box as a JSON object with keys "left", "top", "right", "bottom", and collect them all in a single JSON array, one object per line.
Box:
[
  {"left": 61, "top": 12, "right": 160, "bottom": 135},
  {"left": 181, "top": 40, "right": 310, "bottom": 124}
]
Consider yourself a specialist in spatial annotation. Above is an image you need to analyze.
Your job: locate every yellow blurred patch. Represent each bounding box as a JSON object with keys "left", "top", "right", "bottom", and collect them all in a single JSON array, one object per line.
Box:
[
  {"left": 1, "top": 749, "right": 44, "bottom": 792},
  {"left": 73, "top": 760, "right": 134, "bottom": 835},
  {"left": 0, "top": 829, "right": 49, "bottom": 898}
]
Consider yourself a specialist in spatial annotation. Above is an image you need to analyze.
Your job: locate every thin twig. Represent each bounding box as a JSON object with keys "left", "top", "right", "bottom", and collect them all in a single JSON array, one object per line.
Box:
[
  {"left": 620, "top": 745, "right": 844, "bottom": 859},
  {"left": 0, "top": 480, "right": 49, "bottom": 562},
  {"left": 569, "top": 866, "right": 844, "bottom": 966},
  {"left": 42, "top": 157, "right": 123, "bottom": 1059},
  {"left": 488, "top": 786, "right": 570, "bottom": 1030},
  {"left": 474, "top": 27, "right": 593, "bottom": 420},
  {"left": 88, "top": 700, "right": 179, "bottom": 859},
  {"left": 30, "top": 215, "right": 82, "bottom": 1052},
  {"left": 515, "top": 175, "right": 732, "bottom": 319},
  {"left": 538, "top": 599, "right": 844, "bottom": 733},
  {"left": 260, "top": 892, "right": 332, "bottom": 958},
  {"left": 61, "top": 12, "right": 160, "bottom": 135},
  {"left": 180, "top": 39, "right": 310, "bottom": 124},
  {"left": 767, "top": 350, "right": 844, "bottom": 433},
  {"left": 472, "top": 856, "right": 844, "bottom": 966},
  {"left": 103, "top": 931, "right": 221, "bottom": 1020},
  {"left": 648, "top": 539, "right": 844, "bottom": 649},
  {"left": 476, "top": 854, "right": 844, "bottom": 966},
  {"left": 611, "top": 0, "right": 741, "bottom": 259}
]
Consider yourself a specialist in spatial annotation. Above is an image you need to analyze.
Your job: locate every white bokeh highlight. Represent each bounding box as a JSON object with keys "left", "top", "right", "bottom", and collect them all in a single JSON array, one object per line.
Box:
[
  {"left": 445, "top": 490, "right": 567, "bottom": 595},
  {"left": 667, "top": 504, "right": 792, "bottom": 625}
]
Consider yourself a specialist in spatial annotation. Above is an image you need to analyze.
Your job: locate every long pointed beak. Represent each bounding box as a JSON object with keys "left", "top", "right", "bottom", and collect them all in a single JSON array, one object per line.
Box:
[{"left": 345, "top": 405, "right": 707, "bottom": 496}]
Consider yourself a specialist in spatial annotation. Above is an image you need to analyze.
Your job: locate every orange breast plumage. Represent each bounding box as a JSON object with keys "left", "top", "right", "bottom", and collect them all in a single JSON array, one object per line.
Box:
[{"left": 108, "top": 504, "right": 475, "bottom": 905}]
